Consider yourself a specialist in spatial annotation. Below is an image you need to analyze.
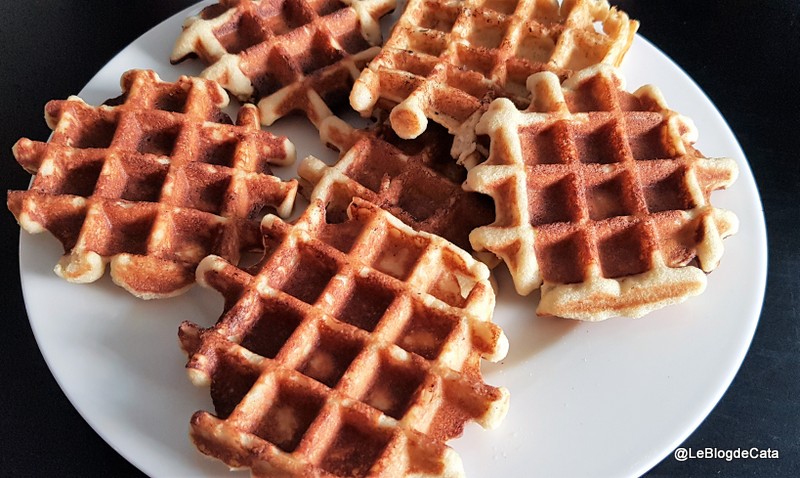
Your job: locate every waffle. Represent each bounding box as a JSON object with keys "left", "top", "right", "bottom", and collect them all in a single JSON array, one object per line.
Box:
[
  {"left": 350, "top": 0, "right": 638, "bottom": 144},
  {"left": 179, "top": 197, "right": 509, "bottom": 477},
  {"left": 171, "top": 0, "right": 396, "bottom": 136},
  {"left": 8, "top": 69, "right": 298, "bottom": 299},
  {"left": 299, "top": 121, "right": 494, "bottom": 252},
  {"left": 466, "top": 65, "right": 739, "bottom": 320}
]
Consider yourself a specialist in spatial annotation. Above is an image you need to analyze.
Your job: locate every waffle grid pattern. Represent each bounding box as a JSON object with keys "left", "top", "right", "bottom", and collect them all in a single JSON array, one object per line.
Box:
[
  {"left": 300, "top": 122, "right": 494, "bottom": 251},
  {"left": 8, "top": 70, "right": 297, "bottom": 298},
  {"left": 171, "top": 0, "right": 397, "bottom": 134},
  {"left": 351, "top": 0, "right": 638, "bottom": 140},
  {"left": 180, "top": 198, "right": 509, "bottom": 477},
  {"left": 467, "top": 65, "right": 739, "bottom": 319}
]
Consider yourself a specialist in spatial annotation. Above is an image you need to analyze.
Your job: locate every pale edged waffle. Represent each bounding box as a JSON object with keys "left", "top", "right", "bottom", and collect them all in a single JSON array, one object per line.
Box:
[
  {"left": 350, "top": 0, "right": 638, "bottom": 143},
  {"left": 171, "top": 0, "right": 397, "bottom": 136},
  {"left": 179, "top": 197, "right": 508, "bottom": 477},
  {"left": 466, "top": 65, "right": 739, "bottom": 320},
  {"left": 298, "top": 120, "right": 495, "bottom": 252},
  {"left": 7, "top": 69, "right": 298, "bottom": 299}
]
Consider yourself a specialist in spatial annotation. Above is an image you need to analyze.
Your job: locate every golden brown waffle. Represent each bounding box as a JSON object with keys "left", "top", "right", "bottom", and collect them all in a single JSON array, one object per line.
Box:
[
  {"left": 466, "top": 65, "right": 739, "bottom": 320},
  {"left": 8, "top": 69, "right": 297, "bottom": 299},
  {"left": 171, "top": 0, "right": 396, "bottom": 136},
  {"left": 299, "top": 121, "right": 494, "bottom": 252},
  {"left": 179, "top": 197, "right": 509, "bottom": 477},
  {"left": 351, "top": 0, "right": 638, "bottom": 142}
]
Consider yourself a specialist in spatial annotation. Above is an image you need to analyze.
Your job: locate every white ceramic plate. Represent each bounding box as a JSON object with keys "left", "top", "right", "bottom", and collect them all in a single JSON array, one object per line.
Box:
[{"left": 19, "top": 2, "right": 767, "bottom": 477}]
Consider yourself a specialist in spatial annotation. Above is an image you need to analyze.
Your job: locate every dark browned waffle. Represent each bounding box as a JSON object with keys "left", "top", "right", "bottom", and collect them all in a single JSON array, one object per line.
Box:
[
  {"left": 8, "top": 69, "right": 297, "bottom": 298},
  {"left": 300, "top": 121, "right": 494, "bottom": 252},
  {"left": 180, "top": 198, "right": 508, "bottom": 476}
]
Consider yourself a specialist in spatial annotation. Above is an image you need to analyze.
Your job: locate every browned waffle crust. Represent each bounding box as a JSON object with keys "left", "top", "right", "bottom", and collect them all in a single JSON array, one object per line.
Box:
[
  {"left": 351, "top": 0, "right": 638, "bottom": 141},
  {"left": 171, "top": 0, "right": 397, "bottom": 134},
  {"left": 466, "top": 65, "right": 739, "bottom": 320},
  {"left": 179, "top": 198, "right": 509, "bottom": 476},
  {"left": 299, "top": 122, "right": 494, "bottom": 252},
  {"left": 7, "top": 69, "right": 297, "bottom": 299}
]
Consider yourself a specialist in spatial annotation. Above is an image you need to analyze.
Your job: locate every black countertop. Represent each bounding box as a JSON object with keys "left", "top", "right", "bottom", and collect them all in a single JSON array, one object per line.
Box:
[{"left": 1, "top": 1, "right": 797, "bottom": 476}]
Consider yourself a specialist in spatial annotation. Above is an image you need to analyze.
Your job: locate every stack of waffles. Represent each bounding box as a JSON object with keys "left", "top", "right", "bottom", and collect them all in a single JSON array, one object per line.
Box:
[{"left": 6, "top": 0, "right": 740, "bottom": 476}]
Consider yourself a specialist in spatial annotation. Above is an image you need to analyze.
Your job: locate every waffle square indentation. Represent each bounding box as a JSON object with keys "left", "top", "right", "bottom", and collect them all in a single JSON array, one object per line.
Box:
[
  {"left": 520, "top": 123, "right": 571, "bottom": 165},
  {"left": 587, "top": 174, "right": 636, "bottom": 220},
  {"left": 427, "top": 255, "right": 473, "bottom": 308},
  {"left": 574, "top": 121, "right": 623, "bottom": 164},
  {"left": 282, "top": 0, "right": 317, "bottom": 29},
  {"left": 466, "top": 14, "right": 510, "bottom": 50},
  {"left": 396, "top": 304, "right": 457, "bottom": 360},
  {"left": 167, "top": 210, "right": 225, "bottom": 262},
  {"left": 444, "top": 67, "right": 490, "bottom": 100},
  {"left": 626, "top": 119, "right": 673, "bottom": 161},
  {"left": 455, "top": 44, "right": 496, "bottom": 78},
  {"left": 276, "top": 245, "right": 339, "bottom": 304},
  {"left": 117, "top": 154, "right": 169, "bottom": 202},
  {"left": 178, "top": 166, "right": 233, "bottom": 215},
  {"left": 527, "top": 1, "right": 560, "bottom": 24},
  {"left": 535, "top": 230, "right": 589, "bottom": 284},
  {"left": 251, "top": 381, "right": 325, "bottom": 452},
  {"left": 405, "top": 30, "right": 447, "bottom": 58},
  {"left": 319, "top": 218, "right": 366, "bottom": 253},
  {"left": 297, "top": 325, "right": 363, "bottom": 388},
  {"left": 209, "top": 354, "right": 260, "bottom": 419},
  {"left": 346, "top": 141, "right": 404, "bottom": 193},
  {"left": 68, "top": 115, "right": 117, "bottom": 149},
  {"left": 527, "top": 175, "right": 579, "bottom": 226},
  {"left": 481, "top": 0, "right": 520, "bottom": 15},
  {"left": 300, "top": 31, "right": 346, "bottom": 75},
  {"left": 134, "top": 122, "right": 181, "bottom": 156},
  {"left": 596, "top": 222, "right": 651, "bottom": 279},
  {"left": 563, "top": 33, "right": 611, "bottom": 71},
  {"left": 332, "top": 24, "right": 372, "bottom": 55},
  {"left": 320, "top": 416, "right": 391, "bottom": 478},
  {"left": 391, "top": 52, "right": 437, "bottom": 78},
  {"left": 397, "top": 180, "right": 452, "bottom": 223},
  {"left": 414, "top": 5, "right": 459, "bottom": 32},
  {"left": 152, "top": 87, "right": 189, "bottom": 113},
  {"left": 98, "top": 204, "right": 156, "bottom": 255},
  {"left": 215, "top": 12, "right": 270, "bottom": 54},
  {"left": 371, "top": 229, "right": 426, "bottom": 280},
  {"left": 362, "top": 355, "right": 426, "bottom": 419},
  {"left": 56, "top": 157, "right": 105, "bottom": 197},
  {"left": 198, "top": 136, "right": 239, "bottom": 168},
  {"left": 336, "top": 278, "right": 396, "bottom": 332},
  {"left": 311, "top": 0, "right": 348, "bottom": 17},
  {"left": 643, "top": 166, "right": 694, "bottom": 213},
  {"left": 516, "top": 31, "right": 557, "bottom": 64},
  {"left": 240, "top": 298, "right": 305, "bottom": 359}
]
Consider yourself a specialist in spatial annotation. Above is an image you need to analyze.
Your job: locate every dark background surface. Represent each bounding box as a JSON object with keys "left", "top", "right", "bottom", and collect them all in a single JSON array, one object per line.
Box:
[{"left": 1, "top": 1, "right": 797, "bottom": 476}]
